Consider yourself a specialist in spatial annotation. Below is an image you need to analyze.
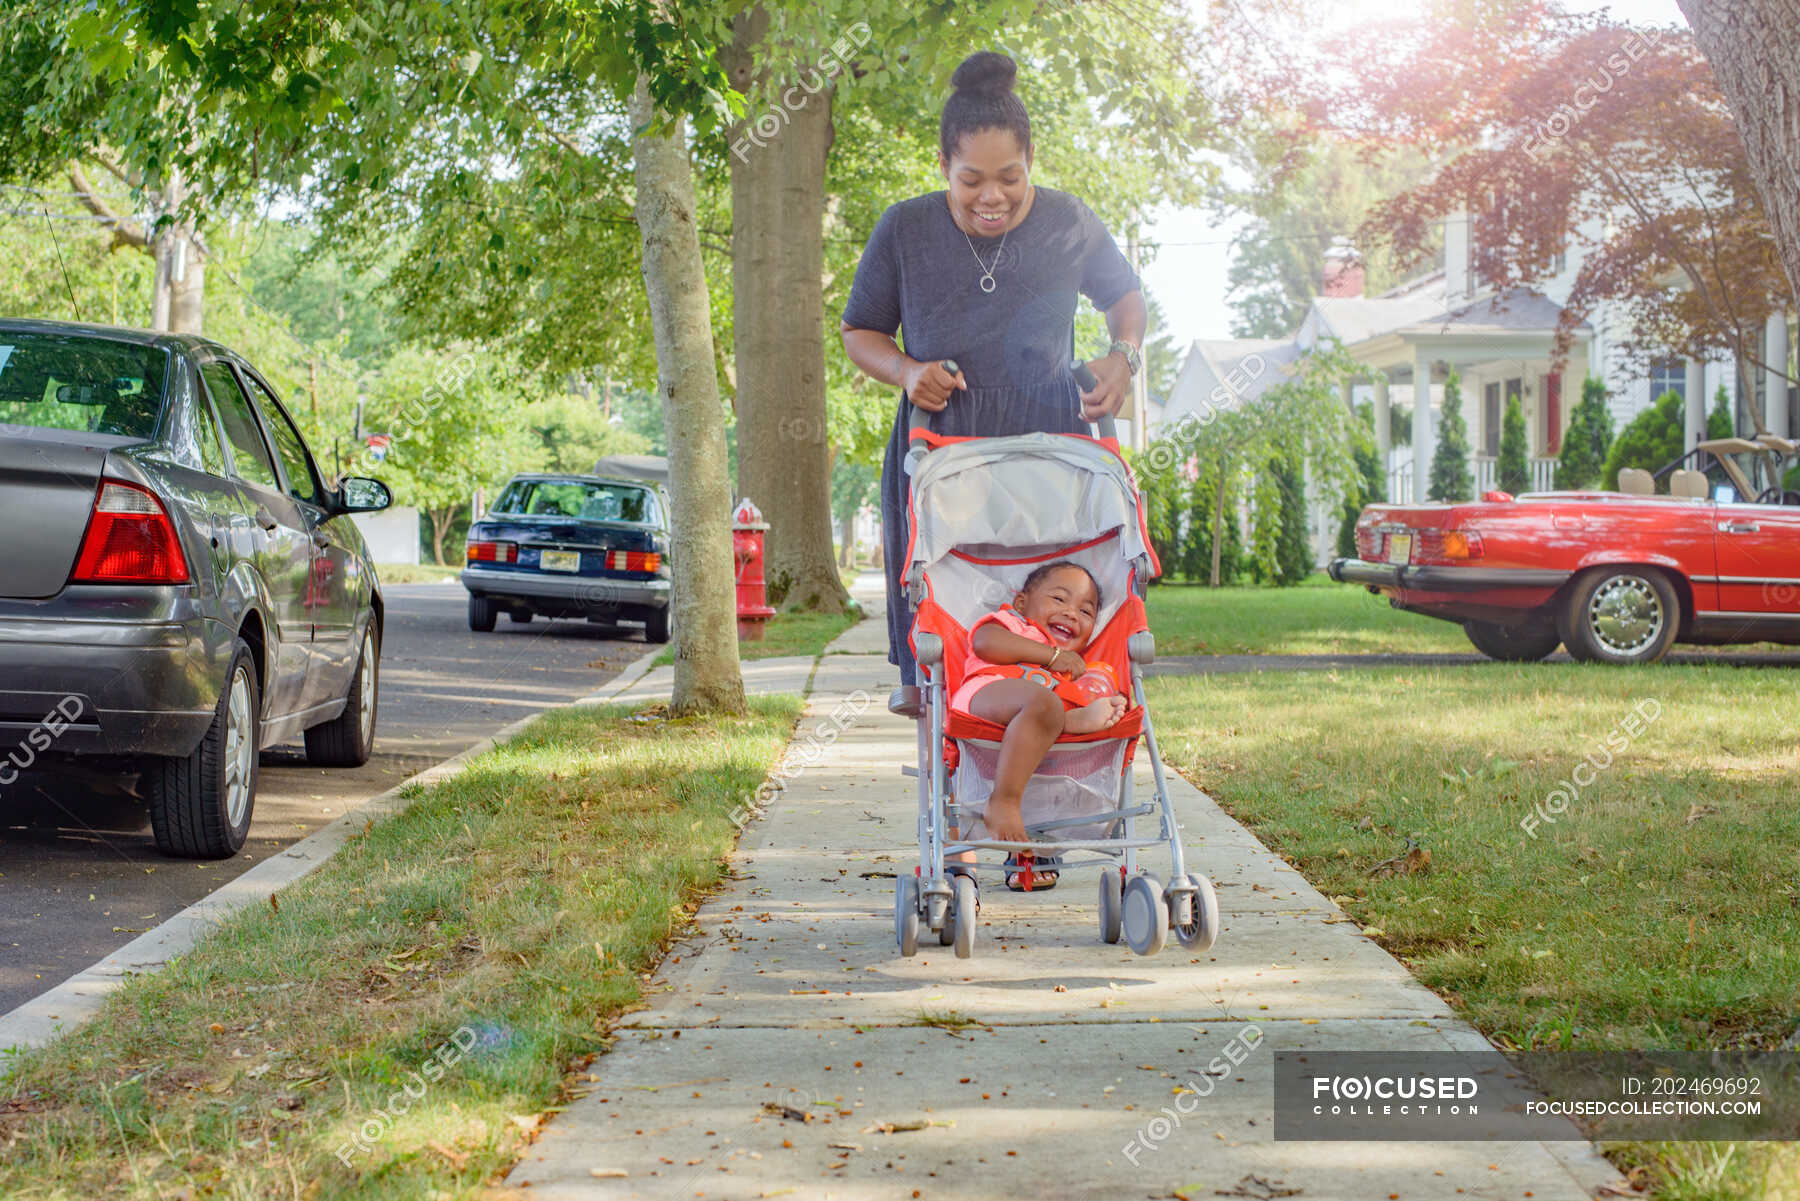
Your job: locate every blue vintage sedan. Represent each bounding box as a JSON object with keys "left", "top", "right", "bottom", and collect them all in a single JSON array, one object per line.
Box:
[{"left": 460, "top": 473, "right": 673, "bottom": 641}]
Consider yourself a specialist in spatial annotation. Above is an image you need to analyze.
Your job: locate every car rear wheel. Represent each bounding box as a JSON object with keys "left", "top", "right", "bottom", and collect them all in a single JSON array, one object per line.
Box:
[
  {"left": 147, "top": 640, "right": 259, "bottom": 859},
  {"left": 468, "top": 594, "right": 497, "bottom": 632},
  {"left": 643, "top": 605, "right": 672, "bottom": 644},
  {"left": 1558, "top": 568, "right": 1680, "bottom": 665},
  {"left": 305, "top": 625, "right": 378, "bottom": 767},
  {"left": 1463, "top": 619, "right": 1561, "bottom": 662}
]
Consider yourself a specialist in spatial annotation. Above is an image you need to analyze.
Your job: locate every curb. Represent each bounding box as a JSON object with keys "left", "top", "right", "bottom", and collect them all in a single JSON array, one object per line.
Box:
[{"left": 0, "top": 642, "right": 667, "bottom": 1068}]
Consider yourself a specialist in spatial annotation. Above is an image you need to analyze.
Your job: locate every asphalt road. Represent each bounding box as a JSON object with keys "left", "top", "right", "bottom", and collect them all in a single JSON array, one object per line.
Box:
[{"left": 0, "top": 582, "right": 650, "bottom": 1017}]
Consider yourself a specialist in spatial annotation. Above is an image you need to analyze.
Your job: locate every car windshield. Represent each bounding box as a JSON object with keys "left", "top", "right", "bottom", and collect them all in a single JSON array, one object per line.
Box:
[
  {"left": 492, "top": 479, "right": 654, "bottom": 523},
  {"left": 0, "top": 332, "right": 168, "bottom": 438}
]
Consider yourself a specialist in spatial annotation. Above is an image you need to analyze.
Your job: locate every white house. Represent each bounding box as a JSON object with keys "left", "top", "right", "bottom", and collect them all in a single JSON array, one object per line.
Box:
[{"left": 1153, "top": 215, "right": 1799, "bottom": 563}]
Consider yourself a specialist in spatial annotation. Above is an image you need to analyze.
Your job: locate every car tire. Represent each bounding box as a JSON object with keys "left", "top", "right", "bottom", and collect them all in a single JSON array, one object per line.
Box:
[
  {"left": 1558, "top": 567, "right": 1680, "bottom": 665},
  {"left": 1463, "top": 619, "right": 1561, "bottom": 662},
  {"left": 507, "top": 608, "right": 533, "bottom": 624},
  {"left": 643, "top": 605, "right": 672, "bottom": 644},
  {"left": 468, "top": 594, "right": 497, "bottom": 632},
  {"left": 305, "top": 625, "right": 379, "bottom": 767},
  {"left": 147, "top": 640, "right": 259, "bottom": 859}
]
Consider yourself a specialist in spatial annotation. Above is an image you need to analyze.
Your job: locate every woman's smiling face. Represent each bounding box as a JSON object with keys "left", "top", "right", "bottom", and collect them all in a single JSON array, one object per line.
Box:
[{"left": 939, "top": 126, "right": 1032, "bottom": 237}]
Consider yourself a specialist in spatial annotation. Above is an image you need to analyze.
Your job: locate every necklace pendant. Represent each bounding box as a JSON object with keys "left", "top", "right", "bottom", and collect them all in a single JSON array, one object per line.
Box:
[{"left": 979, "top": 273, "right": 996, "bottom": 293}]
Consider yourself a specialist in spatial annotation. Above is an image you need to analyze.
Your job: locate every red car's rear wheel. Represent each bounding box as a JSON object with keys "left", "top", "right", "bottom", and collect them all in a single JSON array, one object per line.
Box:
[{"left": 1558, "top": 568, "right": 1680, "bottom": 665}]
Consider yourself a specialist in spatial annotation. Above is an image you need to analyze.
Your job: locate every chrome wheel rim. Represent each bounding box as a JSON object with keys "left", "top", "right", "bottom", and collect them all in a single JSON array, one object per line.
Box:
[
  {"left": 357, "top": 631, "right": 377, "bottom": 745},
  {"left": 223, "top": 667, "right": 255, "bottom": 828},
  {"left": 1588, "top": 575, "right": 1663, "bottom": 655}
]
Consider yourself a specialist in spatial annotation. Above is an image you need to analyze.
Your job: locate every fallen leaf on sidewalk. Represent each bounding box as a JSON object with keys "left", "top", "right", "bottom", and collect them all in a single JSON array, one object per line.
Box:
[
  {"left": 1209, "top": 1174, "right": 1303, "bottom": 1198},
  {"left": 861, "top": 1117, "right": 951, "bottom": 1133},
  {"left": 760, "top": 1102, "right": 812, "bottom": 1122}
]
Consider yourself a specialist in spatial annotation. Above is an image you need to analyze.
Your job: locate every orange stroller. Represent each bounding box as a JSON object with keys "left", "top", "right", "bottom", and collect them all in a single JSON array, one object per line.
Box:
[{"left": 894, "top": 410, "right": 1220, "bottom": 959}]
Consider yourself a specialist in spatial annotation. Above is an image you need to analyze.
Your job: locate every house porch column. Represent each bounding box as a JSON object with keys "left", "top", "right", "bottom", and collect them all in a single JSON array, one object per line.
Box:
[
  {"left": 1373, "top": 372, "right": 1391, "bottom": 467},
  {"left": 1412, "top": 352, "right": 1434, "bottom": 502},
  {"left": 1685, "top": 358, "right": 1707, "bottom": 450},
  {"left": 1767, "top": 312, "right": 1790, "bottom": 440}
]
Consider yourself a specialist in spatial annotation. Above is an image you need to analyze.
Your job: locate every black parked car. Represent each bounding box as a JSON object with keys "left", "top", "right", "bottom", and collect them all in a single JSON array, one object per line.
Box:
[
  {"left": 461, "top": 472, "right": 672, "bottom": 641},
  {"left": 0, "top": 320, "right": 391, "bottom": 857}
]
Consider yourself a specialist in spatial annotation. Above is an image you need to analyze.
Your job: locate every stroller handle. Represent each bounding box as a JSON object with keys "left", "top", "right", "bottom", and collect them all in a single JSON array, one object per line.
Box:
[{"left": 904, "top": 359, "right": 1117, "bottom": 475}]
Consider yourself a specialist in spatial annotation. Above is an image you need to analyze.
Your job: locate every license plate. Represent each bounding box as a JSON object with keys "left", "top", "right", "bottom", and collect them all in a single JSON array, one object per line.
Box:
[
  {"left": 1385, "top": 533, "right": 1412, "bottom": 566},
  {"left": 539, "top": 549, "right": 581, "bottom": 573}
]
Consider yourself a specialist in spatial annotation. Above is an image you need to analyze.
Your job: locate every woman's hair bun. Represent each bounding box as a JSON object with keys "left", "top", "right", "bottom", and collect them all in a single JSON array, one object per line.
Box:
[{"left": 951, "top": 51, "right": 1017, "bottom": 95}]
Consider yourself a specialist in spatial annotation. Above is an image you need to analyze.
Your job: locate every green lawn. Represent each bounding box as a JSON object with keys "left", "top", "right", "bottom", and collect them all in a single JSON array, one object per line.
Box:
[
  {"left": 1144, "top": 575, "right": 1472, "bottom": 656},
  {"left": 1149, "top": 664, "right": 1800, "bottom": 1199},
  {"left": 0, "top": 698, "right": 802, "bottom": 1200},
  {"left": 654, "top": 605, "right": 860, "bottom": 667},
  {"left": 374, "top": 562, "right": 463, "bottom": 585}
]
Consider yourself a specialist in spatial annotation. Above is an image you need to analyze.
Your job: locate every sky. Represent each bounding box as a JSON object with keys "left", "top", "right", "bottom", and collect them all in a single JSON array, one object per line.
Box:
[{"left": 1138, "top": 0, "right": 1689, "bottom": 347}]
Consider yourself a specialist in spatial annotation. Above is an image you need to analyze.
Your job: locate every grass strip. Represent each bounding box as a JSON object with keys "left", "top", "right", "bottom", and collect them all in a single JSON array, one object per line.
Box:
[
  {"left": 1148, "top": 664, "right": 1800, "bottom": 1198},
  {"left": 0, "top": 696, "right": 803, "bottom": 1199},
  {"left": 654, "top": 607, "right": 859, "bottom": 667},
  {"left": 1144, "top": 576, "right": 1473, "bottom": 656},
  {"left": 372, "top": 562, "right": 464, "bottom": 585}
]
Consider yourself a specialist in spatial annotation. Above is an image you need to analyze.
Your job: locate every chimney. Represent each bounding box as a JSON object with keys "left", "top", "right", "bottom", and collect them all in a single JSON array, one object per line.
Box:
[{"left": 1322, "top": 238, "right": 1365, "bottom": 298}]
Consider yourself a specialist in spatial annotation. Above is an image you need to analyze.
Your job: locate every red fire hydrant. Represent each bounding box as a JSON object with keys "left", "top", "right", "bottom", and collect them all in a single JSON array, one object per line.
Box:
[{"left": 732, "top": 498, "right": 777, "bottom": 641}]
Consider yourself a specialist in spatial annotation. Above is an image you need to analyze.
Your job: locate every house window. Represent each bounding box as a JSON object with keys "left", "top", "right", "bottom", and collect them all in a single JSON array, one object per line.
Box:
[{"left": 1649, "top": 359, "right": 1685, "bottom": 403}]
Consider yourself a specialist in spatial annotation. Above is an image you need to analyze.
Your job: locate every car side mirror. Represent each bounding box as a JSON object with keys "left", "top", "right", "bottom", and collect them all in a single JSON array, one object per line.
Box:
[{"left": 336, "top": 476, "right": 392, "bottom": 514}]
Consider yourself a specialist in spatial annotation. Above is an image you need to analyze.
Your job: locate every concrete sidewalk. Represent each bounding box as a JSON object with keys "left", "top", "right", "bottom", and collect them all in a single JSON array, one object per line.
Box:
[{"left": 502, "top": 632, "right": 1624, "bottom": 1199}]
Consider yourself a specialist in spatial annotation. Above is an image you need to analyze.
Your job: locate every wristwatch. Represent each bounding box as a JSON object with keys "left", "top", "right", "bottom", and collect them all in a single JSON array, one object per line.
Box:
[{"left": 1109, "top": 339, "right": 1141, "bottom": 377}]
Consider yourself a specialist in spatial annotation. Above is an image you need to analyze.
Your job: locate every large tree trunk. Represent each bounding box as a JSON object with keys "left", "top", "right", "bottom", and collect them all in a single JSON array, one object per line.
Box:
[
  {"left": 147, "top": 164, "right": 205, "bottom": 334},
  {"left": 1679, "top": 0, "right": 1800, "bottom": 311},
  {"left": 725, "top": 11, "right": 851, "bottom": 615},
  {"left": 630, "top": 74, "right": 747, "bottom": 716}
]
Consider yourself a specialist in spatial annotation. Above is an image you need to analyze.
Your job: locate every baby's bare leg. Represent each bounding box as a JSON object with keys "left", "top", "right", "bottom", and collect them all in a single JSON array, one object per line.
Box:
[{"left": 968, "top": 678, "right": 1065, "bottom": 844}]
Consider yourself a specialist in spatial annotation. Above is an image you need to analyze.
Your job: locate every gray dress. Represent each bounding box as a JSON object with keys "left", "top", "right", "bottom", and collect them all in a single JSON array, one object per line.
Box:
[{"left": 840, "top": 186, "right": 1140, "bottom": 685}]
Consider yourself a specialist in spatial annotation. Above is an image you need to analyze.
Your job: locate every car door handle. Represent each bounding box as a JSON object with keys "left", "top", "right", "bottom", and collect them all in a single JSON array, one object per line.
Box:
[
  {"left": 1719, "top": 521, "right": 1761, "bottom": 534},
  {"left": 255, "top": 507, "right": 279, "bottom": 532}
]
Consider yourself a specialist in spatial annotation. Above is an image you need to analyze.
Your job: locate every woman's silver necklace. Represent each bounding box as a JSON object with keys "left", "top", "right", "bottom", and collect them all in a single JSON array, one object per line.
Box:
[{"left": 962, "top": 222, "right": 1007, "bottom": 293}]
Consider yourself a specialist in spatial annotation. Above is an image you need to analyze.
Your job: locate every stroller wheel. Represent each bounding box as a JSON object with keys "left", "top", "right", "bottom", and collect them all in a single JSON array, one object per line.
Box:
[
  {"left": 952, "top": 874, "right": 978, "bottom": 959},
  {"left": 1122, "top": 874, "right": 1168, "bottom": 957},
  {"left": 1097, "top": 868, "right": 1123, "bottom": 944},
  {"left": 1169, "top": 873, "right": 1220, "bottom": 951},
  {"left": 895, "top": 875, "right": 920, "bottom": 957}
]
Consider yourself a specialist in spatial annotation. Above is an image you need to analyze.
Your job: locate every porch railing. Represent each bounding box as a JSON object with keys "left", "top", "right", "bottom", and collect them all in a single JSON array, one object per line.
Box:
[{"left": 1383, "top": 450, "right": 1559, "bottom": 506}]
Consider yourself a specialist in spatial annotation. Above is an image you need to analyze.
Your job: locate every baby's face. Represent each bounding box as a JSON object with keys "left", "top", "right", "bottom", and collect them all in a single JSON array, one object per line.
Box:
[{"left": 1015, "top": 567, "right": 1099, "bottom": 649}]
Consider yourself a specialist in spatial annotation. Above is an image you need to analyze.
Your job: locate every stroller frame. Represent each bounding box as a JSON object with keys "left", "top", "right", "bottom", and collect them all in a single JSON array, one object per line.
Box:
[{"left": 892, "top": 411, "right": 1220, "bottom": 960}]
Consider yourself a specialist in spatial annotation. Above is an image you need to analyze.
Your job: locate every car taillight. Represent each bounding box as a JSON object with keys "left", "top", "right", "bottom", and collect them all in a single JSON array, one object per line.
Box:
[
  {"left": 604, "top": 550, "right": 662, "bottom": 572},
  {"left": 466, "top": 540, "right": 518, "bottom": 563},
  {"left": 1417, "top": 529, "right": 1484, "bottom": 562},
  {"left": 70, "top": 480, "right": 191, "bottom": 584}
]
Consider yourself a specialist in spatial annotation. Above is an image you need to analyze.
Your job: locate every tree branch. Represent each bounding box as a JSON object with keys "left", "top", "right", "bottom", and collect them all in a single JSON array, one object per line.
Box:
[{"left": 66, "top": 161, "right": 148, "bottom": 251}]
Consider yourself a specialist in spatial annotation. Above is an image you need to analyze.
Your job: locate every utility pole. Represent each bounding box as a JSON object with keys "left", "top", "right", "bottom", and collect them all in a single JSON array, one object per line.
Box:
[{"left": 308, "top": 360, "right": 319, "bottom": 418}]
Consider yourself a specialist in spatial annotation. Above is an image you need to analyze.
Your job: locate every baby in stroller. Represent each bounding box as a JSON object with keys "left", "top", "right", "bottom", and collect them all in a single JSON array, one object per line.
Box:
[{"left": 956, "top": 561, "right": 1128, "bottom": 849}]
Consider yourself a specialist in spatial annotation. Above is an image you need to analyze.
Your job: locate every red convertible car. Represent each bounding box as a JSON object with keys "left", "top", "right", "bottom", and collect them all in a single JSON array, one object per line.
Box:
[{"left": 1329, "top": 437, "right": 1800, "bottom": 664}]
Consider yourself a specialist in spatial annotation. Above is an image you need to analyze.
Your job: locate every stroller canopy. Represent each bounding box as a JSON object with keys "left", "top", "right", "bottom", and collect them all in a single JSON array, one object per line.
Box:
[{"left": 906, "top": 432, "right": 1157, "bottom": 635}]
